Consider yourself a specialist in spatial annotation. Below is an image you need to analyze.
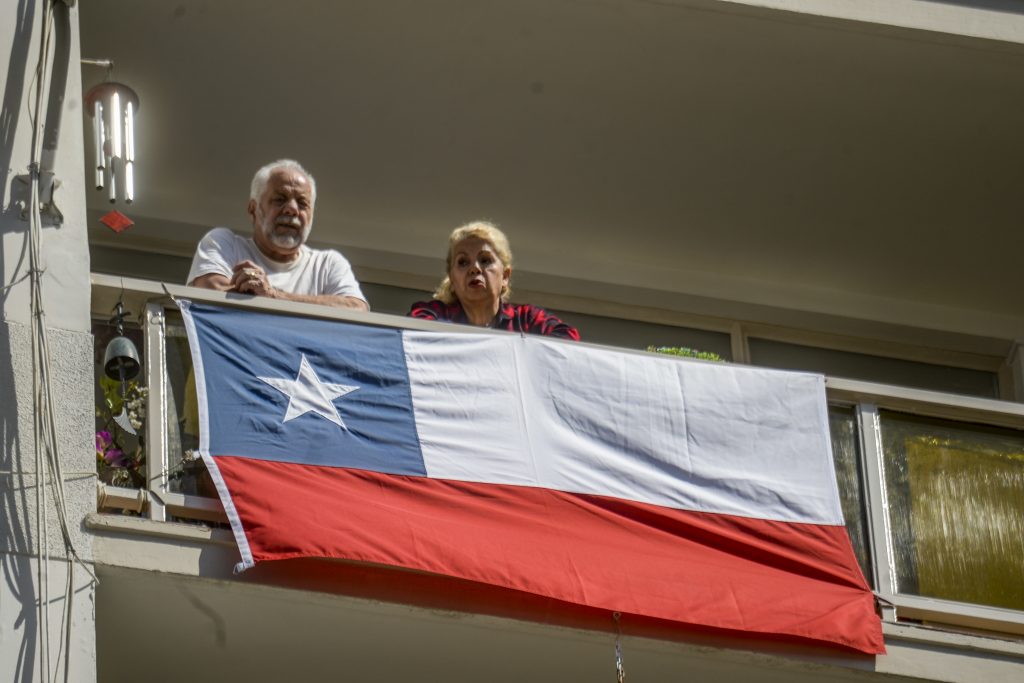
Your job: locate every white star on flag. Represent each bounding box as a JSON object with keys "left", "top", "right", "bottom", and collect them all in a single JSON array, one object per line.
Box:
[{"left": 258, "top": 354, "right": 359, "bottom": 429}]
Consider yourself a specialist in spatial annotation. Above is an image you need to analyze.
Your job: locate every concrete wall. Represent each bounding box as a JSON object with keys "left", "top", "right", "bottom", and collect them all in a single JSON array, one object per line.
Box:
[{"left": 1, "top": 0, "right": 96, "bottom": 680}]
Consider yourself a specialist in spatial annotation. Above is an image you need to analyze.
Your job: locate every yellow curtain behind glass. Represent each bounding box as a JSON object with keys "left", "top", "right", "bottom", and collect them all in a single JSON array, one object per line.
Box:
[{"left": 906, "top": 436, "right": 1024, "bottom": 611}]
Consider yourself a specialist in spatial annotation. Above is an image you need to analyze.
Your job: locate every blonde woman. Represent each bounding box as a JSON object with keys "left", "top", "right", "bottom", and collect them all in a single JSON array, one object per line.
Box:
[{"left": 408, "top": 222, "right": 580, "bottom": 340}]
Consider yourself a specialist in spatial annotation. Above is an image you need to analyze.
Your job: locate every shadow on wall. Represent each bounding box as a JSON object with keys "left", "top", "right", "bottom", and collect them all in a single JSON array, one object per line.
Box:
[{"left": 1, "top": 0, "right": 39, "bottom": 680}]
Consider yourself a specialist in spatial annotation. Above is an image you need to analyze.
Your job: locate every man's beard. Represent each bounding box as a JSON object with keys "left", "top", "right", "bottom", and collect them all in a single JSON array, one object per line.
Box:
[{"left": 259, "top": 212, "right": 311, "bottom": 250}]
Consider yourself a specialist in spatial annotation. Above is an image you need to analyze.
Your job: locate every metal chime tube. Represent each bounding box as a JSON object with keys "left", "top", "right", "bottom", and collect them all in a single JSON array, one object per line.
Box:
[
  {"left": 104, "top": 100, "right": 115, "bottom": 202},
  {"left": 124, "top": 100, "right": 135, "bottom": 203},
  {"left": 109, "top": 90, "right": 122, "bottom": 159},
  {"left": 93, "top": 100, "right": 104, "bottom": 189},
  {"left": 108, "top": 90, "right": 121, "bottom": 203},
  {"left": 106, "top": 156, "right": 116, "bottom": 201}
]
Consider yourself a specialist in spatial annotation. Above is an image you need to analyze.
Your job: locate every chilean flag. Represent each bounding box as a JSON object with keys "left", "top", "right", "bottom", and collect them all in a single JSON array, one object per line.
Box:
[{"left": 180, "top": 301, "right": 884, "bottom": 654}]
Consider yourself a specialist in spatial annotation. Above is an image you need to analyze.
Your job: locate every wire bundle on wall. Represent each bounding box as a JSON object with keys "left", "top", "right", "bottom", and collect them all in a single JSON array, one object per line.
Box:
[{"left": 24, "top": 2, "right": 98, "bottom": 682}]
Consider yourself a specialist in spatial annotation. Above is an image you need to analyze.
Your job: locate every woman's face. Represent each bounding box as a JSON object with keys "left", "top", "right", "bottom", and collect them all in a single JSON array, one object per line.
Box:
[{"left": 449, "top": 236, "right": 510, "bottom": 307}]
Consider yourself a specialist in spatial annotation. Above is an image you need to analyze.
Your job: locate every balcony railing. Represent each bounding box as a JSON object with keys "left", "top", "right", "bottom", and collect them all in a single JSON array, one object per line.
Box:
[{"left": 91, "top": 273, "right": 1024, "bottom": 642}]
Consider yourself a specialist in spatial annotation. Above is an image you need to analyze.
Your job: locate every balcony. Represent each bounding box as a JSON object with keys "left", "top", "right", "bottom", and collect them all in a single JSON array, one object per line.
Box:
[{"left": 87, "top": 273, "right": 1024, "bottom": 682}]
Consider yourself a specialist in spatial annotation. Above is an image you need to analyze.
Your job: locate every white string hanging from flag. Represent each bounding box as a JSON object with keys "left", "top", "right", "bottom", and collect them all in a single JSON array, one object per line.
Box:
[{"left": 83, "top": 59, "right": 139, "bottom": 204}]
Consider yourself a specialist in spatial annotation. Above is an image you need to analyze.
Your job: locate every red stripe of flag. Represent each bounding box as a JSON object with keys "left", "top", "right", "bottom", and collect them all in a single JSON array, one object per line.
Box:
[{"left": 214, "top": 456, "right": 884, "bottom": 654}]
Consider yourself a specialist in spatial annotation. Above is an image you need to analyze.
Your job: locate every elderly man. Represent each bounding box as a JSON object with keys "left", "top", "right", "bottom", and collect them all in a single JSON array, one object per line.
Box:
[{"left": 187, "top": 159, "right": 368, "bottom": 310}]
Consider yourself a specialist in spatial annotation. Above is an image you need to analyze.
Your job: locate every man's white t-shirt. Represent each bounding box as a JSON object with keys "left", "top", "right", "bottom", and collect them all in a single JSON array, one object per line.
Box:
[{"left": 187, "top": 228, "right": 366, "bottom": 302}]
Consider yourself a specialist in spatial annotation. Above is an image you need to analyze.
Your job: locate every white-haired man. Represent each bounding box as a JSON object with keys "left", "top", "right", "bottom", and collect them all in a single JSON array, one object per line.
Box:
[{"left": 187, "top": 159, "right": 368, "bottom": 310}]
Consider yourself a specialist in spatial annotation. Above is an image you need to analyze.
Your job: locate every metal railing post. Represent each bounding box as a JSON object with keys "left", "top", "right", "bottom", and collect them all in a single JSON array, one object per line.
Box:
[{"left": 144, "top": 302, "right": 168, "bottom": 521}]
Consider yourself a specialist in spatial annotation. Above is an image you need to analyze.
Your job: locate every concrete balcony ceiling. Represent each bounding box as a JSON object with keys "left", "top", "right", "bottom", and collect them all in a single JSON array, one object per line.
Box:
[{"left": 80, "top": 0, "right": 1024, "bottom": 339}]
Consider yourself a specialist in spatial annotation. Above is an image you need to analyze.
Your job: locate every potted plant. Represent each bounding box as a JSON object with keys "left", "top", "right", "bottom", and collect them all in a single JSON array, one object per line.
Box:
[
  {"left": 95, "top": 376, "right": 147, "bottom": 488},
  {"left": 647, "top": 346, "right": 726, "bottom": 362}
]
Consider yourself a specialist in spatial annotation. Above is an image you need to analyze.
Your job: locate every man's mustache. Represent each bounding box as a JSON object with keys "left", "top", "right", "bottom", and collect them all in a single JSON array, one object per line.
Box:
[{"left": 275, "top": 216, "right": 303, "bottom": 229}]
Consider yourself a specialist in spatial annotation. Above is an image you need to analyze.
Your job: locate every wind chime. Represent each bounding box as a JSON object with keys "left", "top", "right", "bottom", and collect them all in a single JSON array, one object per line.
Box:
[
  {"left": 103, "top": 301, "right": 141, "bottom": 436},
  {"left": 84, "top": 60, "right": 139, "bottom": 204}
]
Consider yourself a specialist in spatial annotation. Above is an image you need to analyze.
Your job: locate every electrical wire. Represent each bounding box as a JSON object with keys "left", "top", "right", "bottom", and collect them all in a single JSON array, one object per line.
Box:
[
  {"left": 25, "top": 2, "right": 99, "bottom": 681},
  {"left": 29, "top": 4, "right": 56, "bottom": 678}
]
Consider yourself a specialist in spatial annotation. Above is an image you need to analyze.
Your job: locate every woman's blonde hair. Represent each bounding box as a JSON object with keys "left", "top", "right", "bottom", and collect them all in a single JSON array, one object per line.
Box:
[{"left": 434, "top": 221, "right": 513, "bottom": 304}]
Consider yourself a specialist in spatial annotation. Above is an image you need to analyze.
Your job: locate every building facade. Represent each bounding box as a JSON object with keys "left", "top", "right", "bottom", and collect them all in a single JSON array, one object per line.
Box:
[{"left": 2, "top": 1, "right": 1023, "bottom": 680}]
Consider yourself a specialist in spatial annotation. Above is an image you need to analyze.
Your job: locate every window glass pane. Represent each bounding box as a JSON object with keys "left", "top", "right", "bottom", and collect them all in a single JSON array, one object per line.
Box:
[
  {"left": 750, "top": 338, "right": 999, "bottom": 399},
  {"left": 550, "top": 310, "right": 732, "bottom": 360},
  {"left": 164, "top": 314, "right": 217, "bottom": 497},
  {"left": 361, "top": 282, "right": 430, "bottom": 316},
  {"left": 828, "top": 405, "right": 872, "bottom": 587},
  {"left": 90, "top": 244, "right": 189, "bottom": 283},
  {"left": 362, "top": 283, "right": 734, "bottom": 359},
  {"left": 880, "top": 411, "right": 1024, "bottom": 610}
]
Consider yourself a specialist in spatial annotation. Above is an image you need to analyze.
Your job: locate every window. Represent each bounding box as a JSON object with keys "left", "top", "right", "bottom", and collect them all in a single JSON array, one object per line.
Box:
[
  {"left": 879, "top": 411, "right": 1024, "bottom": 611},
  {"left": 750, "top": 338, "right": 999, "bottom": 399},
  {"left": 828, "top": 405, "right": 873, "bottom": 586}
]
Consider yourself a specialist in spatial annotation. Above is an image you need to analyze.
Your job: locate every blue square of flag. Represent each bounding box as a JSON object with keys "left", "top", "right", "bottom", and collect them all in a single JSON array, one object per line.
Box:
[{"left": 184, "top": 302, "right": 425, "bottom": 476}]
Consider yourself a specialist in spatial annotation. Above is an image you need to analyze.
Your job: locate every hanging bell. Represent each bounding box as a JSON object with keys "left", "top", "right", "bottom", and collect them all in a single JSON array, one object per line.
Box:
[{"left": 103, "top": 335, "right": 140, "bottom": 381}]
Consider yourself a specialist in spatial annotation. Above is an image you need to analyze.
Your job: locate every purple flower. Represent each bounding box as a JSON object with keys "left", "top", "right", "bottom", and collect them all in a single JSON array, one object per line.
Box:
[
  {"left": 95, "top": 431, "right": 113, "bottom": 456},
  {"left": 103, "top": 447, "right": 128, "bottom": 467},
  {"left": 96, "top": 430, "right": 130, "bottom": 468}
]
